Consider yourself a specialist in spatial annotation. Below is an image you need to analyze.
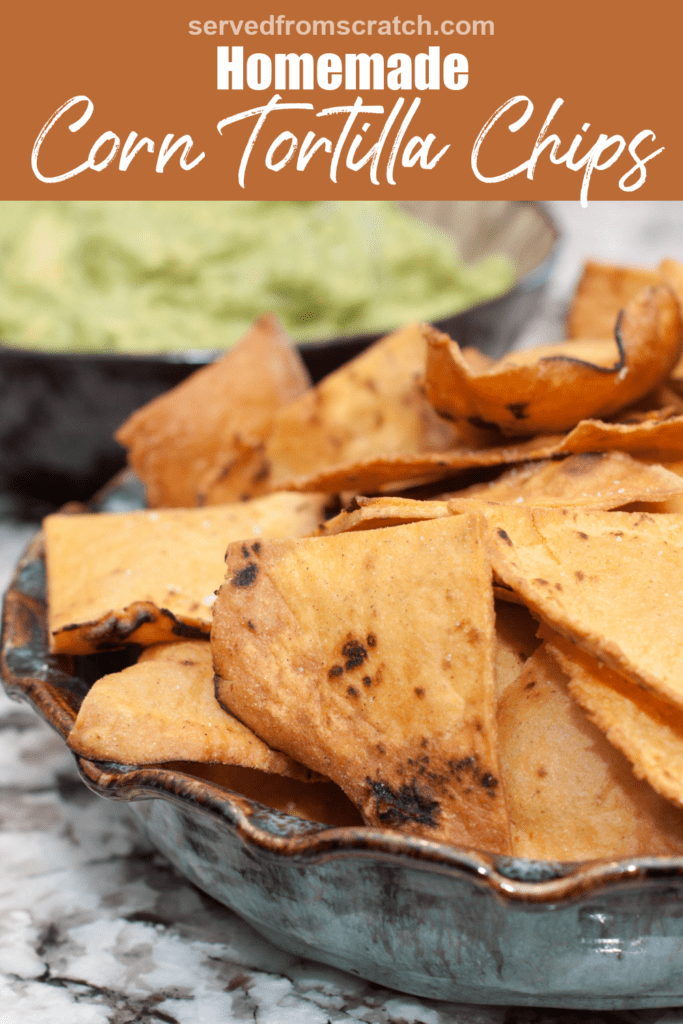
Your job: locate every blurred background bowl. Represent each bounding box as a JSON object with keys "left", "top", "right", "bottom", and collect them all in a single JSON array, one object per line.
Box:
[{"left": 0, "top": 201, "right": 558, "bottom": 512}]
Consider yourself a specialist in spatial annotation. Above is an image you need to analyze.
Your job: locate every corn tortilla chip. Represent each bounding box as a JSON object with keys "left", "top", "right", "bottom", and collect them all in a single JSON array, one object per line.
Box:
[
  {"left": 68, "top": 641, "right": 320, "bottom": 779},
  {"left": 493, "top": 600, "right": 540, "bottom": 700},
  {"left": 423, "top": 287, "right": 683, "bottom": 434},
  {"left": 200, "top": 323, "right": 460, "bottom": 504},
  {"left": 557, "top": 414, "right": 683, "bottom": 461},
  {"left": 45, "top": 491, "right": 331, "bottom": 654},
  {"left": 321, "top": 496, "right": 450, "bottom": 536},
  {"left": 566, "top": 260, "right": 662, "bottom": 339},
  {"left": 115, "top": 315, "right": 310, "bottom": 507},
  {"left": 278, "top": 412, "right": 683, "bottom": 497},
  {"left": 498, "top": 643, "right": 683, "bottom": 860},
  {"left": 486, "top": 506, "right": 683, "bottom": 712},
  {"left": 545, "top": 630, "right": 683, "bottom": 813},
  {"left": 445, "top": 451, "right": 683, "bottom": 511},
  {"left": 277, "top": 433, "right": 566, "bottom": 495},
  {"left": 212, "top": 514, "right": 511, "bottom": 852}
]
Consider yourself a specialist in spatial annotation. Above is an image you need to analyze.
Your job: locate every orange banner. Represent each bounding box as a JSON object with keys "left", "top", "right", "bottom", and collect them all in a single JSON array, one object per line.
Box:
[{"left": 3, "top": 1, "right": 681, "bottom": 201}]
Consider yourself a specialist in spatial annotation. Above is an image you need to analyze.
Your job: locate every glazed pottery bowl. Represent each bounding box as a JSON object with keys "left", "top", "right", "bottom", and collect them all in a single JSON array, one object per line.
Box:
[
  {"left": 0, "top": 201, "right": 558, "bottom": 507},
  {"left": 3, "top": 476, "right": 683, "bottom": 1011}
]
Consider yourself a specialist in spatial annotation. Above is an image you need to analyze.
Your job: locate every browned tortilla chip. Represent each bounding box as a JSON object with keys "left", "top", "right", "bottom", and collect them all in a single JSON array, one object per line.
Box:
[
  {"left": 498, "top": 643, "right": 683, "bottom": 859},
  {"left": 423, "top": 287, "right": 683, "bottom": 434},
  {"left": 68, "top": 640, "right": 318, "bottom": 779},
  {"left": 115, "top": 315, "right": 310, "bottom": 507},
  {"left": 445, "top": 450, "right": 683, "bottom": 511},
  {"left": 493, "top": 600, "right": 540, "bottom": 700},
  {"left": 293, "top": 411, "right": 683, "bottom": 495},
  {"left": 165, "top": 763, "right": 363, "bottom": 826},
  {"left": 212, "top": 514, "right": 511, "bottom": 852},
  {"left": 486, "top": 506, "right": 683, "bottom": 712},
  {"left": 200, "top": 323, "right": 460, "bottom": 505},
  {"left": 277, "top": 433, "right": 566, "bottom": 495},
  {"left": 555, "top": 414, "right": 683, "bottom": 463},
  {"left": 321, "top": 496, "right": 450, "bottom": 535},
  {"left": 545, "top": 630, "right": 683, "bottom": 813},
  {"left": 566, "top": 260, "right": 662, "bottom": 339},
  {"left": 45, "top": 492, "right": 330, "bottom": 654}
]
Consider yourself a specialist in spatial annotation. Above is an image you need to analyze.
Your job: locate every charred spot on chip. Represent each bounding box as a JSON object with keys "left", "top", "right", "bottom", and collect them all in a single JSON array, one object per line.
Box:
[
  {"left": 575, "top": 570, "right": 585, "bottom": 581},
  {"left": 342, "top": 639, "right": 368, "bottom": 670},
  {"left": 366, "top": 633, "right": 377, "bottom": 647},
  {"left": 480, "top": 772, "right": 498, "bottom": 791},
  {"left": 347, "top": 685, "right": 359, "bottom": 697},
  {"left": 231, "top": 563, "right": 259, "bottom": 588},
  {"left": 170, "top": 619, "right": 209, "bottom": 641},
  {"left": 497, "top": 529, "right": 513, "bottom": 546},
  {"left": 367, "top": 777, "right": 440, "bottom": 828},
  {"left": 251, "top": 461, "right": 271, "bottom": 484},
  {"left": 362, "top": 675, "right": 372, "bottom": 687},
  {"left": 467, "top": 416, "right": 501, "bottom": 431},
  {"left": 533, "top": 578, "right": 549, "bottom": 587},
  {"left": 328, "top": 664, "right": 343, "bottom": 678},
  {"left": 247, "top": 620, "right": 256, "bottom": 631},
  {"left": 577, "top": 531, "right": 589, "bottom": 540},
  {"left": 414, "top": 687, "right": 425, "bottom": 698},
  {"left": 241, "top": 545, "right": 251, "bottom": 559},
  {"left": 251, "top": 542, "right": 262, "bottom": 555},
  {"left": 452, "top": 755, "right": 477, "bottom": 774},
  {"left": 506, "top": 402, "right": 529, "bottom": 420},
  {"left": 525, "top": 680, "right": 536, "bottom": 690}
]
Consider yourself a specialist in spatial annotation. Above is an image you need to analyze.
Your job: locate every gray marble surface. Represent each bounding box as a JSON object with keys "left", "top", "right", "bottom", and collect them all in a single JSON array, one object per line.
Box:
[{"left": 3, "top": 202, "right": 683, "bottom": 1024}]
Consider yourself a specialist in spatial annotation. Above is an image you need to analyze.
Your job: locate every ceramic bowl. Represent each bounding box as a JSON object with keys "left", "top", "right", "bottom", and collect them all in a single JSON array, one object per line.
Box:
[
  {"left": 3, "top": 476, "right": 683, "bottom": 1010},
  {"left": 0, "top": 201, "right": 558, "bottom": 508}
]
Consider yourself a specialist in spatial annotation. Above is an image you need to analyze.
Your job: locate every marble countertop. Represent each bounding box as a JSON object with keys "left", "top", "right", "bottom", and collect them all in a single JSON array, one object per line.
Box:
[{"left": 3, "top": 201, "right": 683, "bottom": 1024}]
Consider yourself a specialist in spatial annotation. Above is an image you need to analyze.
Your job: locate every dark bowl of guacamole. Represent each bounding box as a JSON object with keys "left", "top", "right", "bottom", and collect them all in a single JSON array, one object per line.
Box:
[{"left": 0, "top": 201, "right": 558, "bottom": 512}]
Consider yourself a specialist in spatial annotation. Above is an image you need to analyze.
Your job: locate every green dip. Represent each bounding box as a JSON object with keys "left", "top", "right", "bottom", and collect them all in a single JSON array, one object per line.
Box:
[{"left": 0, "top": 202, "right": 514, "bottom": 353}]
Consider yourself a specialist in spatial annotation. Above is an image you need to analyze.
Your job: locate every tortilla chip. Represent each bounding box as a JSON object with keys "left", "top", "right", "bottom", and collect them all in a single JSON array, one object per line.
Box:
[
  {"left": 165, "top": 762, "right": 363, "bottom": 826},
  {"left": 545, "top": 630, "right": 683, "bottom": 813},
  {"left": 486, "top": 506, "right": 683, "bottom": 711},
  {"left": 423, "top": 286, "right": 683, "bottom": 434},
  {"left": 67, "top": 640, "right": 319, "bottom": 779},
  {"left": 115, "top": 314, "right": 310, "bottom": 507},
  {"left": 557, "top": 414, "right": 683, "bottom": 461},
  {"left": 566, "top": 260, "right": 662, "bottom": 339},
  {"left": 285, "top": 412, "right": 683, "bottom": 496},
  {"left": 321, "top": 496, "right": 450, "bottom": 536},
  {"left": 45, "top": 491, "right": 330, "bottom": 654},
  {"left": 200, "top": 323, "right": 460, "bottom": 505},
  {"left": 211, "top": 514, "right": 511, "bottom": 853},
  {"left": 493, "top": 600, "right": 540, "bottom": 700},
  {"left": 445, "top": 451, "right": 683, "bottom": 511},
  {"left": 498, "top": 643, "right": 683, "bottom": 859},
  {"left": 277, "top": 433, "right": 567, "bottom": 495}
]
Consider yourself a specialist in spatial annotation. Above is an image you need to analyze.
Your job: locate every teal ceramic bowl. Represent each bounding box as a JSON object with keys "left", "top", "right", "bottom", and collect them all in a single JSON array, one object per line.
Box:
[{"left": 4, "top": 477, "right": 683, "bottom": 1010}]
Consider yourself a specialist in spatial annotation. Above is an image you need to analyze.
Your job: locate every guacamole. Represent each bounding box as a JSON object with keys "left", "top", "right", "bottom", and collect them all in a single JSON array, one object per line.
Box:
[{"left": 0, "top": 202, "right": 514, "bottom": 353}]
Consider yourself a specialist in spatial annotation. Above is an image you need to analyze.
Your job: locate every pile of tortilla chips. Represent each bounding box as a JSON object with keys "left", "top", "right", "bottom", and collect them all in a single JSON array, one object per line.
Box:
[{"left": 44, "top": 255, "right": 683, "bottom": 859}]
